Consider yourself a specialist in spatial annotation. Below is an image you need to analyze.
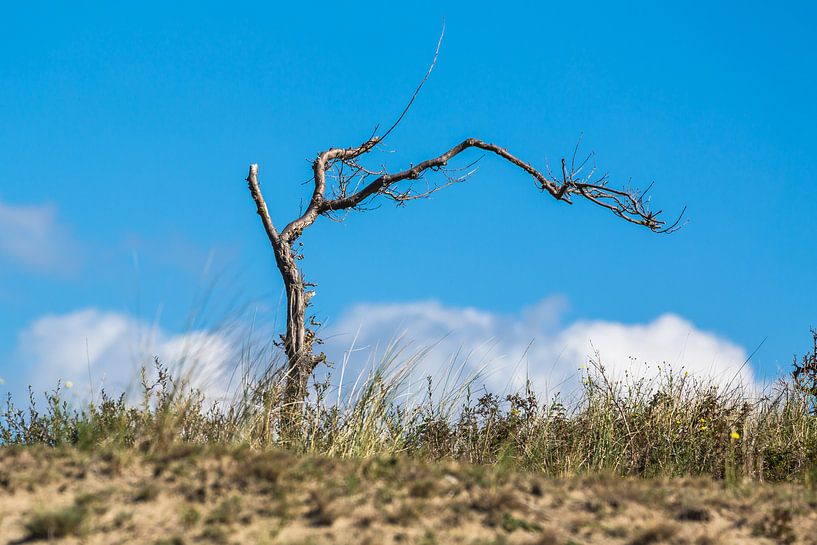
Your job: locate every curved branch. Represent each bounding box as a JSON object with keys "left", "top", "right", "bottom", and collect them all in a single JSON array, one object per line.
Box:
[
  {"left": 314, "top": 137, "right": 677, "bottom": 232},
  {"left": 320, "top": 138, "right": 561, "bottom": 209}
]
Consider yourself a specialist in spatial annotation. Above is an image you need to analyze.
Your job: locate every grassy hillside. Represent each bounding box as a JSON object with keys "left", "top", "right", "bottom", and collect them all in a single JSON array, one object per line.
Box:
[
  {"left": 2, "top": 446, "right": 816, "bottom": 544},
  {"left": 2, "top": 334, "right": 817, "bottom": 543}
]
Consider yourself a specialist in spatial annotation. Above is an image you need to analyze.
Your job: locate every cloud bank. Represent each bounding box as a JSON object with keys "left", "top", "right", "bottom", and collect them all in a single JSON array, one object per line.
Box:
[
  {"left": 13, "top": 308, "right": 237, "bottom": 400},
  {"left": 8, "top": 298, "right": 755, "bottom": 404},
  {"left": 0, "top": 199, "right": 82, "bottom": 273},
  {"left": 323, "top": 298, "right": 755, "bottom": 398}
]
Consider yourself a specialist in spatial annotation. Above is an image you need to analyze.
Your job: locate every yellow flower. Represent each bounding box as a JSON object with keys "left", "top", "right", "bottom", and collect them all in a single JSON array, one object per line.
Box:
[
  {"left": 65, "top": 381, "right": 74, "bottom": 389},
  {"left": 730, "top": 431, "right": 741, "bottom": 440},
  {"left": 700, "top": 426, "right": 708, "bottom": 431}
]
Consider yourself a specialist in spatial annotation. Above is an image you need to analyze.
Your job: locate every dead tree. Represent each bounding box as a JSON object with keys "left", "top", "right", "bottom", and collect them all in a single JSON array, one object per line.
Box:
[
  {"left": 244, "top": 133, "right": 682, "bottom": 408},
  {"left": 243, "top": 47, "right": 683, "bottom": 411}
]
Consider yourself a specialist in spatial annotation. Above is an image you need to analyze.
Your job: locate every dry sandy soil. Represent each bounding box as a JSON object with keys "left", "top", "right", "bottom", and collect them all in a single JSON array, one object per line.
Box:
[{"left": 1, "top": 446, "right": 816, "bottom": 544}]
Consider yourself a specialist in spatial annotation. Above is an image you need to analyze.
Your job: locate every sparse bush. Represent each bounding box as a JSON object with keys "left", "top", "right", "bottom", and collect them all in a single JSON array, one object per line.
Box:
[
  {"left": 155, "top": 537, "right": 185, "bottom": 545},
  {"left": 752, "top": 507, "right": 796, "bottom": 545},
  {"left": 180, "top": 506, "right": 201, "bottom": 528},
  {"left": 792, "top": 329, "right": 817, "bottom": 412},
  {"left": 133, "top": 483, "right": 160, "bottom": 503},
  {"left": 206, "top": 496, "right": 242, "bottom": 525},
  {"left": 25, "top": 504, "right": 87, "bottom": 539}
]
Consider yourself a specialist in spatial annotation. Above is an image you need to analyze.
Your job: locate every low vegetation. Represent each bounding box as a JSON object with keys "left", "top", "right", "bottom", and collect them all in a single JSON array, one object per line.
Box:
[
  {"left": 24, "top": 503, "right": 88, "bottom": 540},
  {"left": 2, "top": 332, "right": 817, "bottom": 542},
  {"left": 2, "top": 332, "right": 817, "bottom": 483}
]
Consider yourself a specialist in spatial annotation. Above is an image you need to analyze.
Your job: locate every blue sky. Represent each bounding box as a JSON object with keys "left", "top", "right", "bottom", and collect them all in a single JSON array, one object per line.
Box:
[{"left": 1, "top": 1, "right": 815, "bottom": 398}]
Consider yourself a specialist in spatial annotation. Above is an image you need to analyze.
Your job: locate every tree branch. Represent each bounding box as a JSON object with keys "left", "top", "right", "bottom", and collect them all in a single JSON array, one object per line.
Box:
[
  {"left": 310, "top": 137, "right": 681, "bottom": 233},
  {"left": 246, "top": 164, "right": 281, "bottom": 247}
]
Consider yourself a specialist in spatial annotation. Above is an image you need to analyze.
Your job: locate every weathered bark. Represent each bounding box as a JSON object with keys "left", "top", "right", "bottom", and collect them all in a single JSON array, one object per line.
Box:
[{"left": 279, "top": 251, "right": 316, "bottom": 406}]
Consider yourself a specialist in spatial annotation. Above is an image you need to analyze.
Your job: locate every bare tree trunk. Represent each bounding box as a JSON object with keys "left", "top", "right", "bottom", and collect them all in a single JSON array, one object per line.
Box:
[
  {"left": 279, "top": 252, "right": 311, "bottom": 406},
  {"left": 245, "top": 165, "right": 315, "bottom": 416}
]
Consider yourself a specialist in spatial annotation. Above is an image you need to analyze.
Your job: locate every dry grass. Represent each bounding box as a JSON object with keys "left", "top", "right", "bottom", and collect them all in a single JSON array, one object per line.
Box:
[{"left": 4, "top": 339, "right": 817, "bottom": 483}]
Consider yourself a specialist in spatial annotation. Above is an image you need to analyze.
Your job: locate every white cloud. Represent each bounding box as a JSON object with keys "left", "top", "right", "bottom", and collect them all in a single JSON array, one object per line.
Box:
[
  {"left": 323, "top": 298, "right": 756, "bottom": 398},
  {"left": 14, "top": 308, "right": 239, "bottom": 401},
  {"left": 0, "top": 199, "right": 82, "bottom": 273},
  {"left": 9, "top": 299, "right": 756, "bottom": 406}
]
